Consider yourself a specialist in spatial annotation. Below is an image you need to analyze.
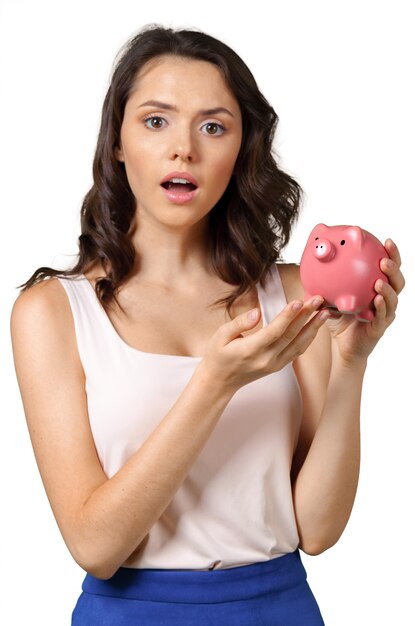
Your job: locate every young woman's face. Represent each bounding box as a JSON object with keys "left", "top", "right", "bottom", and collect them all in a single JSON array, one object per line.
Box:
[{"left": 115, "top": 56, "right": 243, "bottom": 229}]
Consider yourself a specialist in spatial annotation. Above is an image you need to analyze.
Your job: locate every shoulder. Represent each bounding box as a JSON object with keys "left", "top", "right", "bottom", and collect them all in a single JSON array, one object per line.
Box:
[
  {"left": 274, "top": 263, "right": 329, "bottom": 350},
  {"left": 11, "top": 277, "right": 71, "bottom": 333},
  {"left": 276, "top": 260, "right": 332, "bottom": 413},
  {"left": 275, "top": 262, "right": 305, "bottom": 302},
  {"left": 10, "top": 277, "right": 80, "bottom": 369},
  {"left": 274, "top": 265, "right": 333, "bottom": 480}
]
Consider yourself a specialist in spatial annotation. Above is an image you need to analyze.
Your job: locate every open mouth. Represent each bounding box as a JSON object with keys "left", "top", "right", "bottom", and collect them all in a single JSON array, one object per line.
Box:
[{"left": 161, "top": 181, "right": 198, "bottom": 192}]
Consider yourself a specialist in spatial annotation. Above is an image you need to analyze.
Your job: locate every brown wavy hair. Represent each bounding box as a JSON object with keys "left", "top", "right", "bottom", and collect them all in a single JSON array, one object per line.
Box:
[{"left": 18, "top": 23, "right": 303, "bottom": 317}]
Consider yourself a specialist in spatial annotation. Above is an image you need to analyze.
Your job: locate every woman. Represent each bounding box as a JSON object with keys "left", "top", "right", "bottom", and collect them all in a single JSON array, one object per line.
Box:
[{"left": 10, "top": 24, "right": 405, "bottom": 625}]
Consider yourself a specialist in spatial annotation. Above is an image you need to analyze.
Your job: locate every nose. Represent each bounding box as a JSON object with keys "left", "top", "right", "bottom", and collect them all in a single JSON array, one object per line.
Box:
[
  {"left": 170, "top": 125, "right": 197, "bottom": 162},
  {"left": 313, "top": 238, "right": 336, "bottom": 261}
]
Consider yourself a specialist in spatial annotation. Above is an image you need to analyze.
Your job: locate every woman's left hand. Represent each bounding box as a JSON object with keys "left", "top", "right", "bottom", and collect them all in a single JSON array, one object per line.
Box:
[{"left": 323, "top": 238, "right": 405, "bottom": 366}]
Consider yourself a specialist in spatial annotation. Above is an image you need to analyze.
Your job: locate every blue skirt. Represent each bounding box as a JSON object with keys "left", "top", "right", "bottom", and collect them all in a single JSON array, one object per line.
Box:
[{"left": 71, "top": 549, "right": 325, "bottom": 625}]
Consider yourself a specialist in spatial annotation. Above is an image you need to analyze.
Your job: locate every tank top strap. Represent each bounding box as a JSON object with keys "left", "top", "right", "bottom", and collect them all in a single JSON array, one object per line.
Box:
[
  {"left": 56, "top": 274, "right": 114, "bottom": 365},
  {"left": 257, "top": 263, "right": 289, "bottom": 326}
]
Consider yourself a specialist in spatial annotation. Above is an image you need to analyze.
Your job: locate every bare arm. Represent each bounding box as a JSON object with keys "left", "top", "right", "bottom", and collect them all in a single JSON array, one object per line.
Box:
[
  {"left": 283, "top": 252, "right": 402, "bottom": 555},
  {"left": 280, "top": 264, "right": 363, "bottom": 554},
  {"left": 292, "top": 353, "right": 365, "bottom": 554}
]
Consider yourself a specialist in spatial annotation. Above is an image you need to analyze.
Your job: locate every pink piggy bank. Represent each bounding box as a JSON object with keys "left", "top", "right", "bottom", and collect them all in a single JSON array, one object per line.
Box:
[{"left": 300, "top": 223, "right": 390, "bottom": 322}]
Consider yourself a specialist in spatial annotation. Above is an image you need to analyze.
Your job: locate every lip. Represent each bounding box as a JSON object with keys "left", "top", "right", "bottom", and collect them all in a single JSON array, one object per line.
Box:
[
  {"left": 160, "top": 185, "right": 199, "bottom": 205},
  {"left": 160, "top": 170, "right": 199, "bottom": 187}
]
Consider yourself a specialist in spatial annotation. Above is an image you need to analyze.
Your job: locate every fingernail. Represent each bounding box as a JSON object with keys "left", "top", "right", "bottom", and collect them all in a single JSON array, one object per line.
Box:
[
  {"left": 376, "top": 279, "right": 384, "bottom": 290},
  {"left": 312, "top": 296, "right": 324, "bottom": 307},
  {"left": 319, "top": 310, "right": 332, "bottom": 321},
  {"left": 292, "top": 301, "right": 303, "bottom": 311},
  {"left": 385, "top": 259, "right": 394, "bottom": 270}
]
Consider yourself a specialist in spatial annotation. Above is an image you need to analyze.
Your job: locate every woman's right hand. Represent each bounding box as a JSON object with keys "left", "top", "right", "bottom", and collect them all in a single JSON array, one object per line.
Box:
[{"left": 198, "top": 296, "right": 331, "bottom": 393}]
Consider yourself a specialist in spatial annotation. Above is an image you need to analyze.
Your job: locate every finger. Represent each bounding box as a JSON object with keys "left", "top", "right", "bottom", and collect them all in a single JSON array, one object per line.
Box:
[
  {"left": 276, "top": 308, "right": 330, "bottom": 362},
  {"left": 370, "top": 294, "right": 388, "bottom": 333},
  {"left": 384, "top": 238, "right": 402, "bottom": 268},
  {"left": 271, "top": 296, "right": 328, "bottom": 354},
  {"left": 243, "top": 295, "right": 324, "bottom": 354},
  {"left": 271, "top": 296, "right": 325, "bottom": 351},
  {"left": 380, "top": 257, "right": 405, "bottom": 295},
  {"left": 375, "top": 279, "right": 398, "bottom": 320}
]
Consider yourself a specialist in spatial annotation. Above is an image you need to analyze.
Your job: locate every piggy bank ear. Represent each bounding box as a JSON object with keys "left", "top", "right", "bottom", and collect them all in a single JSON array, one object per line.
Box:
[
  {"left": 310, "top": 223, "right": 328, "bottom": 238},
  {"left": 346, "top": 226, "right": 364, "bottom": 248}
]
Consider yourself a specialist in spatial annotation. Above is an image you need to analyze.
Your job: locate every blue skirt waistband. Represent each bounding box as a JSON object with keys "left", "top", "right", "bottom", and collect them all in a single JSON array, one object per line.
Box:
[{"left": 82, "top": 549, "right": 307, "bottom": 604}]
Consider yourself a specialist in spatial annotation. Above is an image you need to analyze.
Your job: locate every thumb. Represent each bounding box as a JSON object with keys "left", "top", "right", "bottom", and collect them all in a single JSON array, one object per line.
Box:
[
  {"left": 221, "top": 307, "right": 261, "bottom": 342},
  {"left": 246, "top": 307, "right": 260, "bottom": 324}
]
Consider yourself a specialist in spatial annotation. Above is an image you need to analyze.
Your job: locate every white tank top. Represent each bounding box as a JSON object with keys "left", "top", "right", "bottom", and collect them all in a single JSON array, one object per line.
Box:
[{"left": 57, "top": 263, "right": 302, "bottom": 570}]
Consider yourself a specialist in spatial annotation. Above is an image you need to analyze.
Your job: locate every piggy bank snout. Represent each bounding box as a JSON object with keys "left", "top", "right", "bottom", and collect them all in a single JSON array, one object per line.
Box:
[{"left": 313, "top": 238, "right": 335, "bottom": 261}]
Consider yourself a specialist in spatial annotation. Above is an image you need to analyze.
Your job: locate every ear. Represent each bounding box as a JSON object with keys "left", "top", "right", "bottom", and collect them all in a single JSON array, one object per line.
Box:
[
  {"left": 310, "top": 223, "right": 328, "bottom": 238},
  {"left": 114, "top": 145, "right": 124, "bottom": 162},
  {"left": 346, "top": 225, "right": 364, "bottom": 248}
]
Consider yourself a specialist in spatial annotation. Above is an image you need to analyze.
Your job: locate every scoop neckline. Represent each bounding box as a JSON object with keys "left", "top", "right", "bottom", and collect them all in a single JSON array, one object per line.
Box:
[{"left": 78, "top": 273, "right": 267, "bottom": 360}]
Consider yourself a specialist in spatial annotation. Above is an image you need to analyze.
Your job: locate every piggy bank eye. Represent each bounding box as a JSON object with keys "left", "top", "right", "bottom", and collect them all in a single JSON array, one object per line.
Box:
[
  {"left": 340, "top": 240, "right": 345, "bottom": 245},
  {"left": 314, "top": 237, "right": 319, "bottom": 240}
]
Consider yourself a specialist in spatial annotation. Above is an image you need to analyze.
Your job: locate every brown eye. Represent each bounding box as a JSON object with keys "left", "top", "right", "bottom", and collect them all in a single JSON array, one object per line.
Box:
[
  {"left": 203, "top": 122, "right": 226, "bottom": 136},
  {"left": 206, "top": 123, "right": 217, "bottom": 134},
  {"left": 143, "top": 116, "right": 165, "bottom": 129}
]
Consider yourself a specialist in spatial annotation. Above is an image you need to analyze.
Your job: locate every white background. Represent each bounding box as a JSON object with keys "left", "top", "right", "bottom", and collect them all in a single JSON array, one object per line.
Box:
[{"left": 1, "top": 1, "right": 413, "bottom": 624}]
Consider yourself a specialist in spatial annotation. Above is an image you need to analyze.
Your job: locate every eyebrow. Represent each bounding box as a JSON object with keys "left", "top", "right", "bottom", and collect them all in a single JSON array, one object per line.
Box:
[{"left": 136, "top": 99, "right": 235, "bottom": 118}]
